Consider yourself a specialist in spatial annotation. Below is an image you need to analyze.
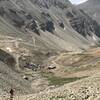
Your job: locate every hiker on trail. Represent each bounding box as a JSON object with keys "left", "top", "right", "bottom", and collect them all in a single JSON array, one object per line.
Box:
[{"left": 10, "top": 89, "right": 14, "bottom": 100}]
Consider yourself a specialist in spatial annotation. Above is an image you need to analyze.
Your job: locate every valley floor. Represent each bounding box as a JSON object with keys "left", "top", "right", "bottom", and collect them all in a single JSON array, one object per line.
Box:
[{"left": 1, "top": 47, "right": 100, "bottom": 100}]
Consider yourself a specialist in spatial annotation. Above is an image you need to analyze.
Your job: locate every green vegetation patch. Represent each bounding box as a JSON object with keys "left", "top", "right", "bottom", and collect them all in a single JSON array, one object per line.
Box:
[
  {"left": 50, "top": 95, "right": 66, "bottom": 100},
  {"left": 40, "top": 71, "right": 86, "bottom": 86}
]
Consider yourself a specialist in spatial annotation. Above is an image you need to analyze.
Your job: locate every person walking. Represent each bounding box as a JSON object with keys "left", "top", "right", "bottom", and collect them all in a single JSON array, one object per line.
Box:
[{"left": 10, "top": 89, "right": 14, "bottom": 100}]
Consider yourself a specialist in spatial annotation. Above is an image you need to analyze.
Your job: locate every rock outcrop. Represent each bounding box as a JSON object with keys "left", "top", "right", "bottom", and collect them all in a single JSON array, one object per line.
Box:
[{"left": 78, "top": 0, "right": 100, "bottom": 25}]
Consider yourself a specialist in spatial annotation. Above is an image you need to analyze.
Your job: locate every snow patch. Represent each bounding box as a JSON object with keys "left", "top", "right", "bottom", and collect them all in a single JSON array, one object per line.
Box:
[{"left": 6, "top": 47, "right": 12, "bottom": 52}]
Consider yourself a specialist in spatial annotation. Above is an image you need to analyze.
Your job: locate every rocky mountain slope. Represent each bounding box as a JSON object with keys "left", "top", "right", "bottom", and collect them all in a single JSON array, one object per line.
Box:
[
  {"left": 0, "top": 0, "right": 100, "bottom": 52},
  {"left": 1, "top": 0, "right": 100, "bottom": 98},
  {"left": 78, "top": 0, "right": 100, "bottom": 25}
]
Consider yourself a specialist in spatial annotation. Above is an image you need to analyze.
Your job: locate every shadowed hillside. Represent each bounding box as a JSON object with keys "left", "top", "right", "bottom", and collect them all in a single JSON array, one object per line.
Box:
[{"left": 78, "top": 0, "right": 100, "bottom": 25}]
